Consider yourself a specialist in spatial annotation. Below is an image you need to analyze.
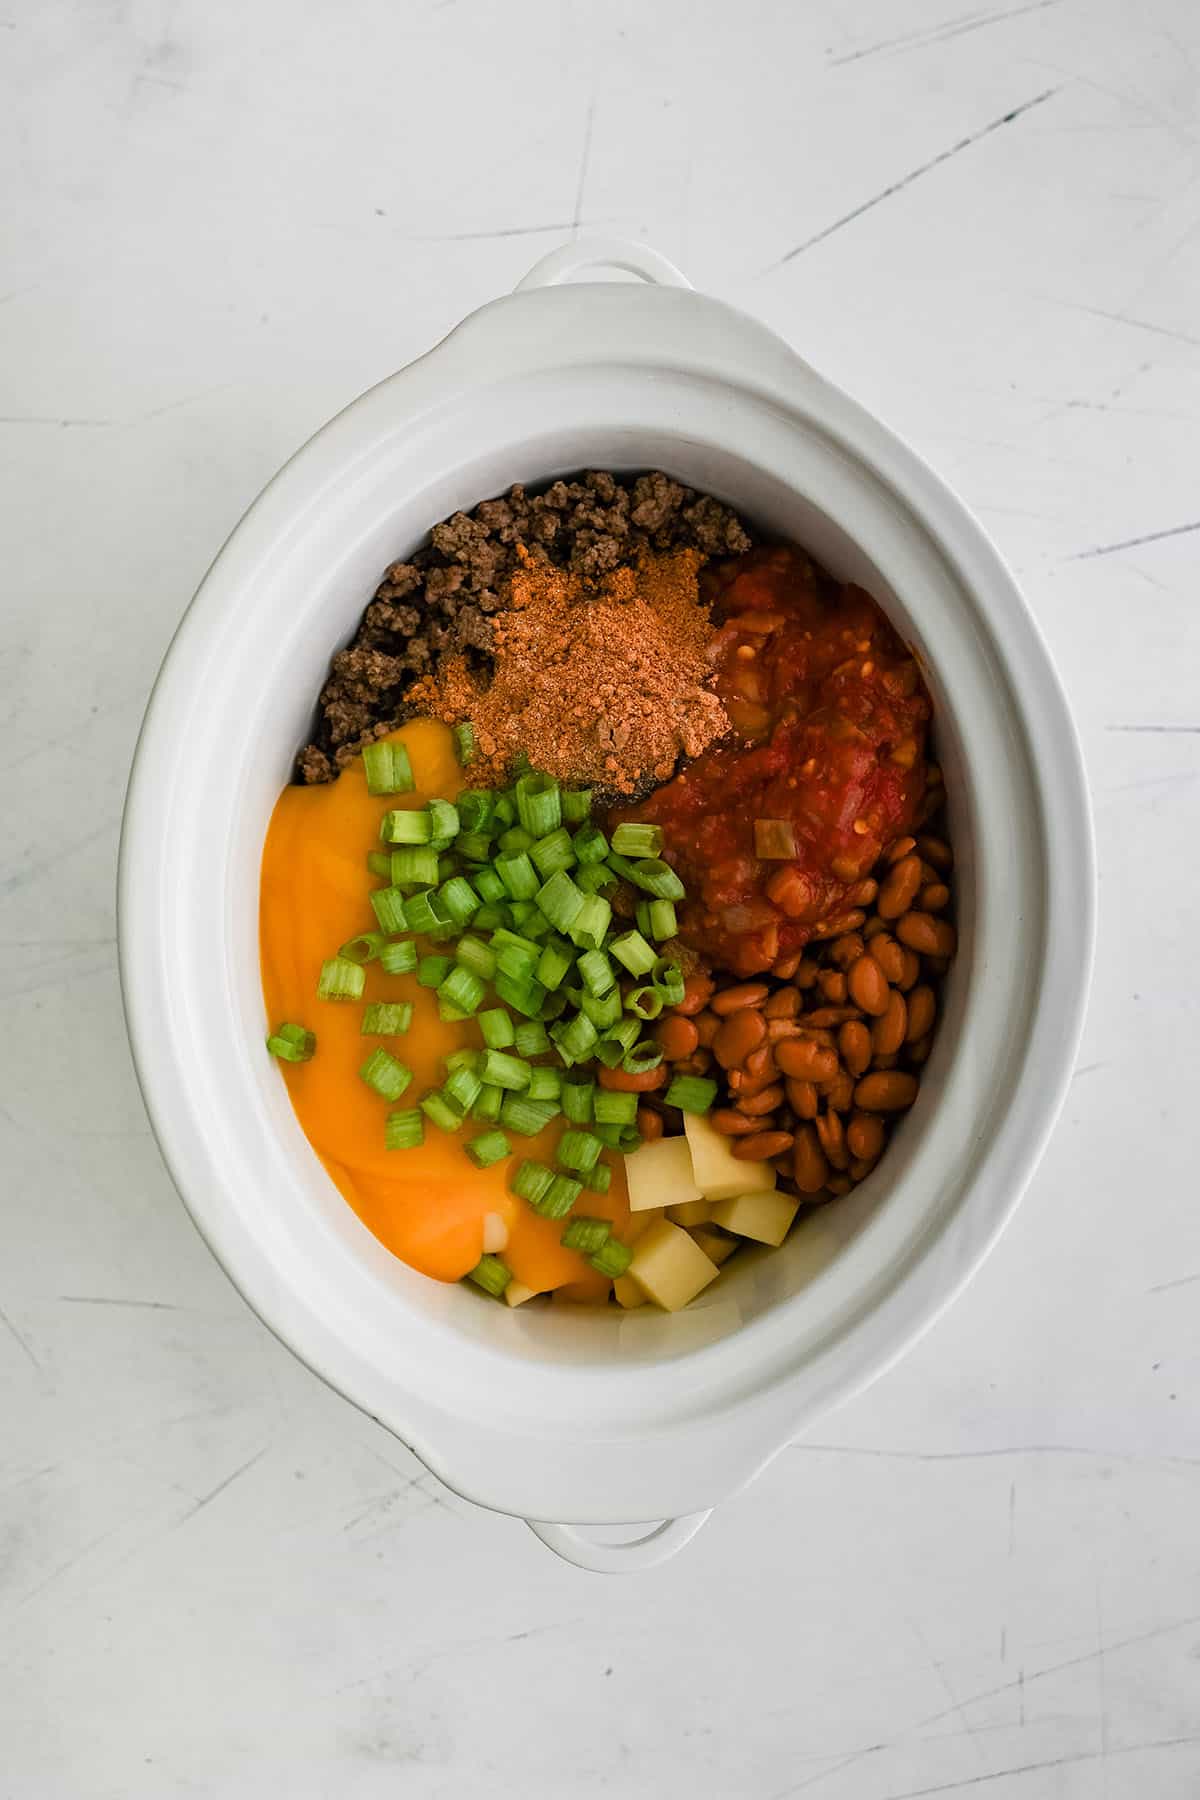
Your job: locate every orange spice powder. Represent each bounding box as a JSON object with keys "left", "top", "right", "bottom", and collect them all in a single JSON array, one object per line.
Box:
[{"left": 408, "top": 548, "right": 730, "bottom": 795}]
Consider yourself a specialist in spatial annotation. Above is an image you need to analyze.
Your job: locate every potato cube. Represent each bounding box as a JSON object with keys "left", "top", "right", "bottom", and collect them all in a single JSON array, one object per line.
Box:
[
  {"left": 710, "top": 1188, "right": 800, "bottom": 1248},
  {"left": 666, "top": 1198, "right": 712, "bottom": 1228},
  {"left": 612, "top": 1274, "right": 646, "bottom": 1309},
  {"left": 624, "top": 1206, "right": 664, "bottom": 1244},
  {"left": 688, "top": 1224, "right": 740, "bottom": 1267},
  {"left": 624, "top": 1135, "right": 703, "bottom": 1213},
  {"left": 684, "top": 1113, "right": 777, "bottom": 1203},
  {"left": 628, "top": 1219, "right": 719, "bottom": 1312},
  {"left": 504, "top": 1280, "right": 538, "bottom": 1307}
]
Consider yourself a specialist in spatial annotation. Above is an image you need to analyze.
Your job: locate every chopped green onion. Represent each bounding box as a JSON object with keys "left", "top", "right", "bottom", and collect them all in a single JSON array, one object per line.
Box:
[
  {"left": 494, "top": 940, "right": 539, "bottom": 985},
  {"left": 592, "top": 1037, "right": 625, "bottom": 1069},
  {"left": 511, "top": 1159, "right": 556, "bottom": 1206},
  {"left": 627, "top": 984, "right": 664, "bottom": 1020},
  {"left": 362, "top": 741, "right": 414, "bottom": 795},
  {"left": 530, "top": 827, "right": 576, "bottom": 880},
  {"left": 561, "top": 1076, "right": 595, "bottom": 1123},
  {"left": 472, "top": 865, "right": 506, "bottom": 904},
  {"left": 385, "top": 845, "right": 440, "bottom": 886},
  {"left": 361, "top": 1001, "right": 413, "bottom": 1036},
  {"left": 266, "top": 1022, "right": 316, "bottom": 1063},
  {"left": 541, "top": 988, "right": 568, "bottom": 1021},
  {"left": 536, "top": 869, "right": 585, "bottom": 933},
  {"left": 438, "top": 965, "right": 485, "bottom": 1016},
  {"left": 582, "top": 1159, "right": 612, "bottom": 1195},
  {"left": 589, "top": 1238, "right": 633, "bottom": 1278},
  {"left": 576, "top": 948, "right": 614, "bottom": 997},
  {"left": 473, "top": 903, "right": 509, "bottom": 932},
  {"left": 402, "top": 890, "right": 449, "bottom": 935},
  {"left": 497, "top": 826, "right": 534, "bottom": 855},
  {"left": 591, "top": 1121, "right": 624, "bottom": 1145},
  {"left": 648, "top": 899, "right": 678, "bottom": 941},
  {"left": 438, "top": 996, "right": 469, "bottom": 1023},
  {"left": 527, "top": 1065, "right": 562, "bottom": 1102},
  {"left": 609, "top": 930, "right": 657, "bottom": 977},
  {"left": 455, "top": 831, "right": 493, "bottom": 862},
  {"left": 561, "top": 1217, "right": 611, "bottom": 1254},
  {"left": 652, "top": 958, "right": 685, "bottom": 1005},
  {"left": 514, "top": 1019, "right": 550, "bottom": 1057},
  {"left": 572, "top": 823, "right": 608, "bottom": 865},
  {"left": 445, "top": 1048, "right": 481, "bottom": 1073},
  {"left": 379, "top": 808, "right": 432, "bottom": 845},
  {"left": 561, "top": 788, "right": 593, "bottom": 824},
  {"left": 529, "top": 1172, "right": 581, "bottom": 1219},
  {"left": 499, "top": 1093, "right": 559, "bottom": 1136},
  {"left": 623, "top": 1039, "right": 662, "bottom": 1074},
  {"left": 471, "top": 1082, "right": 504, "bottom": 1122},
  {"left": 492, "top": 793, "right": 516, "bottom": 828},
  {"left": 369, "top": 887, "right": 408, "bottom": 934},
  {"left": 428, "top": 798, "right": 460, "bottom": 843},
  {"left": 494, "top": 850, "right": 539, "bottom": 901},
  {"left": 605, "top": 1016, "right": 640, "bottom": 1053},
  {"left": 568, "top": 894, "right": 611, "bottom": 951},
  {"left": 359, "top": 1048, "right": 412, "bottom": 1102},
  {"left": 454, "top": 935, "right": 497, "bottom": 982},
  {"left": 478, "top": 1049, "right": 532, "bottom": 1091},
  {"left": 479, "top": 1007, "right": 515, "bottom": 1049},
  {"left": 580, "top": 987, "right": 623, "bottom": 1030},
  {"left": 458, "top": 789, "right": 495, "bottom": 833},
  {"left": 664, "top": 1074, "right": 718, "bottom": 1114},
  {"left": 366, "top": 851, "right": 393, "bottom": 879},
  {"left": 453, "top": 722, "right": 476, "bottom": 766},
  {"left": 557, "top": 1129, "right": 603, "bottom": 1173},
  {"left": 318, "top": 956, "right": 366, "bottom": 1002},
  {"left": 551, "top": 1011, "right": 598, "bottom": 1063},
  {"left": 611, "top": 823, "right": 664, "bottom": 858},
  {"left": 493, "top": 972, "right": 547, "bottom": 1018},
  {"left": 515, "top": 771, "right": 562, "bottom": 838},
  {"left": 384, "top": 1108, "right": 424, "bottom": 1150},
  {"left": 417, "top": 954, "right": 453, "bottom": 988},
  {"left": 379, "top": 939, "right": 418, "bottom": 976},
  {"left": 618, "top": 1123, "right": 642, "bottom": 1151},
  {"left": 439, "top": 875, "right": 479, "bottom": 925},
  {"left": 420, "top": 1089, "right": 462, "bottom": 1132},
  {"left": 576, "top": 863, "right": 618, "bottom": 894},
  {"left": 535, "top": 936, "right": 574, "bottom": 991},
  {"left": 465, "top": 1128, "right": 510, "bottom": 1168},
  {"left": 444, "top": 1065, "right": 483, "bottom": 1113},
  {"left": 593, "top": 1089, "right": 638, "bottom": 1126},
  {"left": 466, "top": 1255, "right": 511, "bottom": 1297},
  {"left": 629, "top": 858, "right": 686, "bottom": 900},
  {"left": 338, "top": 931, "right": 386, "bottom": 964}
]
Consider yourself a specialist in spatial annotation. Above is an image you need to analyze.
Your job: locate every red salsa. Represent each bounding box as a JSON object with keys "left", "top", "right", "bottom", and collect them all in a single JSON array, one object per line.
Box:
[{"left": 615, "top": 547, "right": 932, "bottom": 976}]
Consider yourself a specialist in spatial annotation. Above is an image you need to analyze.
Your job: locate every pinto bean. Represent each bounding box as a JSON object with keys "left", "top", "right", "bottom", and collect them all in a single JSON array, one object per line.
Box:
[
  {"left": 920, "top": 882, "right": 951, "bottom": 912},
  {"left": 848, "top": 954, "right": 890, "bottom": 1016},
  {"left": 792, "top": 1125, "right": 830, "bottom": 1193},
  {"left": 785, "top": 1077, "right": 819, "bottom": 1119},
  {"left": 636, "top": 1106, "right": 664, "bottom": 1143},
  {"left": 847, "top": 1111, "right": 885, "bottom": 1162},
  {"left": 772, "top": 950, "right": 803, "bottom": 979},
  {"left": 871, "top": 989, "right": 907, "bottom": 1057},
  {"left": 732, "top": 1130, "right": 794, "bottom": 1161},
  {"left": 884, "top": 835, "right": 917, "bottom": 866},
  {"left": 896, "top": 912, "right": 957, "bottom": 958},
  {"left": 804, "top": 1006, "right": 861, "bottom": 1028},
  {"left": 830, "top": 932, "right": 866, "bottom": 970},
  {"left": 854, "top": 1071, "right": 919, "bottom": 1112},
  {"left": 823, "top": 1072, "right": 856, "bottom": 1113},
  {"left": 916, "top": 834, "right": 952, "bottom": 870},
  {"left": 826, "top": 1174, "right": 853, "bottom": 1196},
  {"left": 810, "top": 908, "right": 866, "bottom": 940},
  {"left": 711, "top": 1108, "right": 761, "bottom": 1136},
  {"left": 711, "top": 982, "right": 770, "bottom": 1016},
  {"left": 895, "top": 948, "right": 921, "bottom": 992},
  {"left": 905, "top": 985, "right": 936, "bottom": 1043},
  {"left": 744, "top": 1043, "right": 774, "bottom": 1081},
  {"left": 775, "top": 1039, "right": 839, "bottom": 1083},
  {"left": 870, "top": 934, "right": 905, "bottom": 985},
  {"left": 655, "top": 1014, "right": 699, "bottom": 1061},
  {"left": 878, "top": 853, "right": 923, "bottom": 919},
  {"left": 674, "top": 972, "right": 715, "bottom": 1016},
  {"left": 838, "top": 1020, "right": 873, "bottom": 1078},
  {"left": 818, "top": 970, "right": 849, "bottom": 1004},
  {"left": 693, "top": 1010, "right": 720, "bottom": 1048},
  {"left": 907, "top": 1034, "right": 932, "bottom": 1066},
  {"left": 764, "top": 987, "right": 801, "bottom": 1020},
  {"left": 713, "top": 1007, "right": 768, "bottom": 1070},
  {"left": 814, "top": 1111, "right": 848, "bottom": 1170},
  {"left": 737, "top": 1082, "right": 785, "bottom": 1117},
  {"left": 597, "top": 1062, "right": 667, "bottom": 1093},
  {"left": 794, "top": 958, "right": 820, "bottom": 990}
]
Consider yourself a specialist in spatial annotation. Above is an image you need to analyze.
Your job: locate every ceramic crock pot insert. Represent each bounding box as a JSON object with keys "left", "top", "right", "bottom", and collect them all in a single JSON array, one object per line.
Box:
[{"left": 119, "top": 241, "right": 1093, "bottom": 1570}]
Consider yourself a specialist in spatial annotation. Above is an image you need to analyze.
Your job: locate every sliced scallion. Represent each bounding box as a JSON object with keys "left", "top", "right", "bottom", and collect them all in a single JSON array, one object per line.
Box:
[
  {"left": 453, "top": 722, "right": 476, "bottom": 766},
  {"left": 465, "top": 1128, "right": 510, "bottom": 1169},
  {"left": 513, "top": 1019, "right": 550, "bottom": 1058},
  {"left": 611, "top": 822, "right": 663, "bottom": 858},
  {"left": 561, "top": 1217, "right": 610, "bottom": 1254},
  {"left": 368, "top": 887, "right": 408, "bottom": 934},
  {"left": 499, "top": 1093, "right": 559, "bottom": 1137},
  {"left": 417, "top": 954, "right": 453, "bottom": 988},
  {"left": 528, "top": 1172, "right": 580, "bottom": 1219},
  {"left": 361, "top": 1001, "right": 413, "bottom": 1036},
  {"left": 359, "top": 1047, "right": 412, "bottom": 1102},
  {"left": 471, "top": 1082, "right": 504, "bottom": 1122},
  {"left": 593, "top": 1089, "right": 638, "bottom": 1126},
  {"left": 266, "top": 1022, "right": 316, "bottom": 1063},
  {"left": 561, "top": 787, "right": 592, "bottom": 824},
  {"left": 466, "top": 1255, "right": 511, "bottom": 1297},
  {"left": 384, "top": 1108, "right": 424, "bottom": 1150},
  {"left": 588, "top": 1238, "right": 632, "bottom": 1278},
  {"left": 515, "top": 771, "right": 561, "bottom": 839},
  {"left": 629, "top": 857, "right": 686, "bottom": 901},
  {"left": 379, "top": 939, "right": 418, "bottom": 976},
  {"left": 379, "top": 808, "right": 432, "bottom": 845},
  {"left": 419, "top": 1089, "right": 462, "bottom": 1133},
  {"left": 454, "top": 935, "right": 497, "bottom": 982},
  {"left": 535, "top": 869, "right": 584, "bottom": 933},
  {"left": 663, "top": 1073, "right": 718, "bottom": 1114},
  {"left": 561, "top": 1076, "right": 595, "bottom": 1123},
  {"left": 338, "top": 931, "right": 386, "bottom": 964},
  {"left": 318, "top": 956, "right": 366, "bottom": 1002},
  {"left": 478, "top": 1049, "right": 532, "bottom": 1091},
  {"left": 438, "top": 964, "right": 485, "bottom": 1016},
  {"left": 443, "top": 1065, "right": 483, "bottom": 1114},
  {"left": 556, "top": 1129, "right": 603, "bottom": 1174},
  {"left": 511, "top": 1159, "right": 555, "bottom": 1206},
  {"left": 362, "top": 740, "right": 414, "bottom": 796},
  {"left": 479, "top": 1007, "right": 515, "bottom": 1049},
  {"left": 609, "top": 929, "right": 657, "bottom": 977}
]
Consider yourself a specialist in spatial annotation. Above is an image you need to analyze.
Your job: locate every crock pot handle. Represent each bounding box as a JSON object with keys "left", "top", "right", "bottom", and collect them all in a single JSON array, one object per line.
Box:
[
  {"left": 514, "top": 236, "right": 692, "bottom": 292},
  {"left": 525, "top": 1509, "right": 711, "bottom": 1572}
]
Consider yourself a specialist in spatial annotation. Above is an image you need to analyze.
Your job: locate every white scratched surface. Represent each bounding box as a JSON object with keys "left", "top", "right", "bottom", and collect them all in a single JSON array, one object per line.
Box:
[{"left": 3, "top": 0, "right": 1199, "bottom": 1794}]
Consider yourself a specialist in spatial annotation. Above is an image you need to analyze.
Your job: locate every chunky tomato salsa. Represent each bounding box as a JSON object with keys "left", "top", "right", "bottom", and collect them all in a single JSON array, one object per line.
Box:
[{"left": 617, "top": 547, "right": 931, "bottom": 976}]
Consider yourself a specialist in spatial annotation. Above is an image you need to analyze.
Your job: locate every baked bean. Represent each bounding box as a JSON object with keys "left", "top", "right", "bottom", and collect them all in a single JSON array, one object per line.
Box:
[
  {"left": 764, "top": 987, "right": 800, "bottom": 1020},
  {"left": 733, "top": 1063, "right": 778, "bottom": 1099},
  {"left": 655, "top": 1014, "right": 699, "bottom": 1061},
  {"left": 739, "top": 1086, "right": 784, "bottom": 1121},
  {"left": 674, "top": 1051, "right": 713, "bottom": 1076},
  {"left": 732, "top": 1130, "right": 794, "bottom": 1161},
  {"left": 792, "top": 1125, "right": 831, "bottom": 1193},
  {"left": 884, "top": 835, "right": 917, "bottom": 866},
  {"left": 908, "top": 1034, "right": 932, "bottom": 1066},
  {"left": 905, "top": 985, "right": 936, "bottom": 1043},
  {"left": 895, "top": 948, "right": 920, "bottom": 992},
  {"left": 849, "top": 1157, "right": 876, "bottom": 1182},
  {"left": 674, "top": 972, "right": 715, "bottom": 1016},
  {"left": 814, "top": 1111, "right": 848, "bottom": 1170},
  {"left": 846, "top": 1111, "right": 885, "bottom": 1162},
  {"left": 920, "top": 881, "right": 950, "bottom": 912},
  {"left": 870, "top": 934, "right": 906, "bottom": 985},
  {"left": 766, "top": 1017, "right": 803, "bottom": 1043},
  {"left": 871, "top": 989, "right": 907, "bottom": 1057},
  {"left": 775, "top": 1039, "right": 839, "bottom": 1083},
  {"left": 847, "top": 878, "right": 879, "bottom": 908},
  {"left": 804, "top": 1006, "right": 861, "bottom": 1028},
  {"left": 744, "top": 1043, "right": 774, "bottom": 1080},
  {"left": 916, "top": 834, "right": 952, "bottom": 870},
  {"left": 818, "top": 970, "right": 848, "bottom": 1004},
  {"left": 848, "top": 953, "right": 890, "bottom": 1017},
  {"left": 711, "top": 1108, "right": 760, "bottom": 1136},
  {"left": 826, "top": 1174, "right": 853, "bottom": 1196},
  {"left": 598, "top": 1062, "right": 668, "bottom": 1093},
  {"left": 794, "top": 958, "right": 820, "bottom": 990},
  {"left": 714, "top": 1007, "right": 767, "bottom": 1070},
  {"left": 772, "top": 951, "right": 803, "bottom": 979},
  {"left": 878, "top": 853, "right": 923, "bottom": 919},
  {"left": 785, "top": 1077, "right": 819, "bottom": 1119},
  {"left": 838, "top": 1021, "right": 873, "bottom": 1077},
  {"left": 636, "top": 1106, "right": 664, "bottom": 1143},
  {"left": 863, "top": 915, "right": 888, "bottom": 941},
  {"left": 830, "top": 932, "right": 866, "bottom": 970},
  {"left": 915, "top": 788, "right": 943, "bottom": 826},
  {"left": 896, "top": 912, "right": 956, "bottom": 958},
  {"left": 693, "top": 1010, "right": 720, "bottom": 1048},
  {"left": 873, "top": 1052, "right": 898, "bottom": 1070},
  {"left": 824, "top": 1072, "right": 856, "bottom": 1113},
  {"left": 711, "top": 982, "right": 770, "bottom": 1016},
  {"left": 810, "top": 908, "right": 866, "bottom": 940},
  {"left": 854, "top": 1070, "right": 919, "bottom": 1112}
]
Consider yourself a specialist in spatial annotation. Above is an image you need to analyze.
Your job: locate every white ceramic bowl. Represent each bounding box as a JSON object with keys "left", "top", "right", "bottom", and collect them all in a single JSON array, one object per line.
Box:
[{"left": 119, "top": 240, "right": 1094, "bottom": 1572}]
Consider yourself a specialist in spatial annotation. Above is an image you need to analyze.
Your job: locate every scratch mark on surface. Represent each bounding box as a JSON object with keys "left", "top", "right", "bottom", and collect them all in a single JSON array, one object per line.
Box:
[
  {"left": 0, "top": 415, "right": 114, "bottom": 428},
  {"left": 173, "top": 1446, "right": 269, "bottom": 1530},
  {"left": 792, "top": 1442, "right": 1200, "bottom": 1469},
  {"left": 414, "top": 221, "right": 578, "bottom": 242},
  {"left": 1068, "top": 519, "right": 1200, "bottom": 559},
  {"left": 572, "top": 98, "right": 596, "bottom": 234},
  {"left": 0, "top": 1302, "right": 41, "bottom": 1373},
  {"left": 766, "top": 88, "right": 1061, "bottom": 268},
  {"left": 58, "top": 1294, "right": 179, "bottom": 1311},
  {"left": 1072, "top": 1061, "right": 1106, "bottom": 1081},
  {"left": 1148, "top": 1270, "right": 1200, "bottom": 1294},
  {"left": 910, "top": 1617, "right": 983, "bottom": 1762},
  {"left": 0, "top": 817, "right": 119, "bottom": 897},
  {"left": 868, "top": 1737, "right": 1200, "bottom": 1798},
  {"left": 1049, "top": 299, "right": 1200, "bottom": 350},
  {"left": 1106, "top": 722, "right": 1200, "bottom": 734},
  {"left": 829, "top": 0, "right": 1061, "bottom": 66},
  {"left": 1007, "top": 1480, "right": 1016, "bottom": 1559}
]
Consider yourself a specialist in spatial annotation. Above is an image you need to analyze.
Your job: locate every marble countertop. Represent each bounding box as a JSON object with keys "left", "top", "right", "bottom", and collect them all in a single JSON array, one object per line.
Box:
[{"left": 3, "top": 1, "right": 1198, "bottom": 1794}]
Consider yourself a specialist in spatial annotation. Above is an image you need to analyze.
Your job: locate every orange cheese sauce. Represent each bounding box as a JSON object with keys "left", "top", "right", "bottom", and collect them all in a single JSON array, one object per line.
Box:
[{"left": 259, "top": 719, "right": 629, "bottom": 1297}]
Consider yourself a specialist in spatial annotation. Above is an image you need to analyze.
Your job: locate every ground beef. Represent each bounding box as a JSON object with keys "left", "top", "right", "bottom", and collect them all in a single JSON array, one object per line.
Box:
[{"left": 296, "top": 471, "right": 753, "bottom": 781}]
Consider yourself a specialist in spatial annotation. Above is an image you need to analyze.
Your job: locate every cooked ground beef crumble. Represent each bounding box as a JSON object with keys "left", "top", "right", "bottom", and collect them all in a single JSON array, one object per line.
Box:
[{"left": 296, "top": 471, "right": 752, "bottom": 782}]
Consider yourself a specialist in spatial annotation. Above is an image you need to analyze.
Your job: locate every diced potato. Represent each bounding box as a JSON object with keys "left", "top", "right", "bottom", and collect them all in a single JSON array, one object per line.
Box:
[
  {"left": 684, "top": 1113, "right": 777, "bottom": 1203},
  {"left": 624, "top": 1136, "right": 703, "bottom": 1213},
  {"left": 624, "top": 1206, "right": 664, "bottom": 1244},
  {"left": 688, "top": 1224, "right": 740, "bottom": 1267},
  {"left": 628, "top": 1219, "right": 719, "bottom": 1312},
  {"left": 710, "top": 1188, "right": 800, "bottom": 1248},
  {"left": 504, "top": 1280, "right": 538, "bottom": 1307},
  {"left": 612, "top": 1273, "right": 646, "bottom": 1309},
  {"left": 666, "top": 1198, "right": 712, "bottom": 1228}
]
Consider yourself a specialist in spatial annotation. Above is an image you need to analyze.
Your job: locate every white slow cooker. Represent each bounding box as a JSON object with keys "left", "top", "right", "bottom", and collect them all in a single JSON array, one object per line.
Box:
[{"left": 118, "top": 239, "right": 1094, "bottom": 1571}]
